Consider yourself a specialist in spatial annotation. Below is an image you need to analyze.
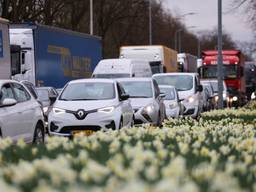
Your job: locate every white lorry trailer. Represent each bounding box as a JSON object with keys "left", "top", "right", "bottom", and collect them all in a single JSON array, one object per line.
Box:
[
  {"left": 120, "top": 45, "right": 177, "bottom": 74},
  {"left": 177, "top": 53, "right": 198, "bottom": 72}
]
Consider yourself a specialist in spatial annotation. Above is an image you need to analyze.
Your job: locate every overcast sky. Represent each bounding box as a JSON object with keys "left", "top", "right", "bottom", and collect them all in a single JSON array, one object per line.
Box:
[{"left": 165, "top": 0, "right": 254, "bottom": 42}]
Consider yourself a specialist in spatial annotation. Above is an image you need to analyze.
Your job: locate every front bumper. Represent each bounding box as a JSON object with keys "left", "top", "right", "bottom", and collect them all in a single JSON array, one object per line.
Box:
[
  {"left": 165, "top": 108, "right": 179, "bottom": 118},
  {"left": 182, "top": 101, "right": 199, "bottom": 118},
  {"left": 133, "top": 107, "right": 158, "bottom": 125},
  {"left": 48, "top": 110, "right": 120, "bottom": 136}
]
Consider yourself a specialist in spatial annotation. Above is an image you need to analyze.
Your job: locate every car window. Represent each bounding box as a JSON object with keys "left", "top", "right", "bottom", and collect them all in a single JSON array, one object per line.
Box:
[
  {"left": 36, "top": 89, "right": 49, "bottom": 102},
  {"left": 119, "top": 81, "right": 153, "bottom": 98},
  {"left": 21, "top": 81, "right": 38, "bottom": 99},
  {"left": 0, "top": 84, "right": 15, "bottom": 103},
  {"left": 12, "top": 83, "right": 31, "bottom": 102}
]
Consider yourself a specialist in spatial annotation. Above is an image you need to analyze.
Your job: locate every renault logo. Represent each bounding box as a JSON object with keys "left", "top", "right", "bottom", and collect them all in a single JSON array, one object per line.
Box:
[{"left": 75, "top": 109, "right": 86, "bottom": 120}]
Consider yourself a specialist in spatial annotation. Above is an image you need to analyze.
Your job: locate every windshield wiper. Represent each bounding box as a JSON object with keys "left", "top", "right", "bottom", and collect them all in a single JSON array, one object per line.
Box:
[
  {"left": 59, "top": 98, "right": 70, "bottom": 101},
  {"left": 130, "top": 96, "right": 150, "bottom": 98},
  {"left": 70, "top": 99, "right": 98, "bottom": 101}
]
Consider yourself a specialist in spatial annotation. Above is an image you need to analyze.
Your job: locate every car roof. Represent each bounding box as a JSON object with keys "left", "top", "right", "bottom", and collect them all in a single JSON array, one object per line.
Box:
[
  {"left": 153, "top": 72, "right": 197, "bottom": 77},
  {"left": 158, "top": 85, "right": 176, "bottom": 89},
  {"left": 116, "top": 77, "right": 152, "bottom": 82},
  {"left": 68, "top": 78, "right": 116, "bottom": 84},
  {"left": 0, "top": 79, "right": 21, "bottom": 85},
  {"left": 36, "top": 86, "right": 55, "bottom": 90}
]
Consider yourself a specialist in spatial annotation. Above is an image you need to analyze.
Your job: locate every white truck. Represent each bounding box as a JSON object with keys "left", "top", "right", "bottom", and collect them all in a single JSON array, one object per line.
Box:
[
  {"left": 92, "top": 59, "right": 152, "bottom": 78},
  {"left": 177, "top": 53, "right": 198, "bottom": 72},
  {"left": 120, "top": 45, "right": 178, "bottom": 74},
  {"left": 0, "top": 18, "right": 11, "bottom": 79}
]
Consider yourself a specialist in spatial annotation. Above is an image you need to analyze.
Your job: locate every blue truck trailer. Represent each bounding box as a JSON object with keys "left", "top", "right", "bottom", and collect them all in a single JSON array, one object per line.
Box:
[{"left": 9, "top": 24, "right": 102, "bottom": 88}]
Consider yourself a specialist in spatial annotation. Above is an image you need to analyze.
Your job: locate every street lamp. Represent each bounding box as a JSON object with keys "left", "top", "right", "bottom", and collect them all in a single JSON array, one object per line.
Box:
[
  {"left": 149, "top": 0, "right": 152, "bottom": 45},
  {"left": 175, "top": 26, "right": 197, "bottom": 53},
  {"left": 90, "top": 0, "right": 93, "bottom": 35},
  {"left": 217, "top": 0, "right": 224, "bottom": 109},
  {"left": 173, "top": 12, "right": 197, "bottom": 52}
]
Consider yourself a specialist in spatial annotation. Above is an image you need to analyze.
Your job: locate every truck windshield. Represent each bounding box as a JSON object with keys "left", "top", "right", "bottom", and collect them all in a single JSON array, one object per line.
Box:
[
  {"left": 119, "top": 81, "right": 153, "bottom": 98},
  {"left": 93, "top": 73, "right": 130, "bottom": 78},
  {"left": 60, "top": 82, "right": 115, "bottom": 100},
  {"left": 10, "top": 45, "right": 23, "bottom": 75},
  {"left": 154, "top": 75, "right": 193, "bottom": 91},
  {"left": 202, "top": 65, "right": 237, "bottom": 79}
]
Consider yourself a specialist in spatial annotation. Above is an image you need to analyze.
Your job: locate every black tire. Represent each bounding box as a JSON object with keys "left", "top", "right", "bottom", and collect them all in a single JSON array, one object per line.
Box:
[
  {"left": 130, "top": 116, "right": 135, "bottom": 127},
  {"left": 33, "top": 122, "right": 45, "bottom": 144},
  {"left": 157, "top": 112, "right": 162, "bottom": 127},
  {"left": 119, "top": 117, "right": 123, "bottom": 130}
]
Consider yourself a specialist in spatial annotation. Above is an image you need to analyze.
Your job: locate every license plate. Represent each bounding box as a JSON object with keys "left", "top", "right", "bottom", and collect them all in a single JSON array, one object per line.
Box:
[{"left": 72, "top": 130, "right": 94, "bottom": 136}]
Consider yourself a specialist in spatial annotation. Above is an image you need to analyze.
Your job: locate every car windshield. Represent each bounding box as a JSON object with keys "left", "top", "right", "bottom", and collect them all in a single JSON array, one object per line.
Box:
[
  {"left": 93, "top": 73, "right": 130, "bottom": 78},
  {"left": 159, "top": 87, "right": 176, "bottom": 100},
  {"left": 202, "top": 65, "right": 237, "bottom": 79},
  {"left": 119, "top": 81, "right": 153, "bottom": 98},
  {"left": 154, "top": 75, "right": 193, "bottom": 91},
  {"left": 60, "top": 82, "right": 115, "bottom": 100},
  {"left": 203, "top": 81, "right": 226, "bottom": 93},
  {"left": 36, "top": 89, "right": 49, "bottom": 101}
]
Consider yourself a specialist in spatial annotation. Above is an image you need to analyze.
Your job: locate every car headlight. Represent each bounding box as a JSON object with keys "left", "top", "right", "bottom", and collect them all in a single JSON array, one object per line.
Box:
[
  {"left": 143, "top": 104, "right": 155, "bottom": 113},
  {"left": 98, "top": 106, "right": 115, "bottom": 113},
  {"left": 251, "top": 93, "right": 256, "bottom": 100},
  {"left": 184, "top": 96, "right": 195, "bottom": 103},
  {"left": 169, "top": 101, "right": 177, "bottom": 109},
  {"left": 53, "top": 107, "right": 66, "bottom": 114},
  {"left": 214, "top": 95, "right": 219, "bottom": 102},
  {"left": 232, "top": 96, "right": 238, "bottom": 102},
  {"left": 43, "top": 107, "right": 48, "bottom": 113}
]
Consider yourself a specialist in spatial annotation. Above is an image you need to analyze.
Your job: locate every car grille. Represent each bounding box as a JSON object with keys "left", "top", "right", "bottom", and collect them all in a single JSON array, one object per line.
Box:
[
  {"left": 184, "top": 109, "right": 195, "bottom": 115},
  {"left": 134, "top": 119, "right": 144, "bottom": 124},
  {"left": 59, "top": 126, "right": 101, "bottom": 134}
]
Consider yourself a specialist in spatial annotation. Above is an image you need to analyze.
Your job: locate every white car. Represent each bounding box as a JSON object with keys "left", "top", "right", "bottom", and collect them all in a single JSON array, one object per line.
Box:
[
  {"left": 159, "top": 85, "right": 181, "bottom": 118},
  {"left": 153, "top": 73, "right": 203, "bottom": 119},
  {"left": 0, "top": 80, "right": 45, "bottom": 143},
  {"left": 48, "top": 79, "right": 134, "bottom": 137},
  {"left": 117, "top": 78, "right": 166, "bottom": 126},
  {"left": 201, "top": 79, "right": 228, "bottom": 108}
]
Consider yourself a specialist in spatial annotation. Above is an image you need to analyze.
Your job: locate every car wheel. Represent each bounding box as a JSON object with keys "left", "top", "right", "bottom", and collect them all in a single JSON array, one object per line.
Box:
[
  {"left": 157, "top": 112, "right": 162, "bottom": 127},
  {"left": 119, "top": 117, "right": 123, "bottom": 130},
  {"left": 130, "top": 116, "right": 135, "bottom": 127},
  {"left": 33, "top": 122, "right": 45, "bottom": 144}
]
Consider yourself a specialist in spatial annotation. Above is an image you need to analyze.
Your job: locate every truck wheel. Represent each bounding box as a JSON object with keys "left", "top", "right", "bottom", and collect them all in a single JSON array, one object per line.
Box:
[{"left": 33, "top": 122, "right": 45, "bottom": 144}]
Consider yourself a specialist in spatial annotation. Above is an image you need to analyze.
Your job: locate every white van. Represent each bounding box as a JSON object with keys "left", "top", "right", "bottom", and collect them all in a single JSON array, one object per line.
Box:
[
  {"left": 153, "top": 73, "right": 203, "bottom": 118},
  {"left": 92, "top": 59, "right": 152, "bottom": 78}
]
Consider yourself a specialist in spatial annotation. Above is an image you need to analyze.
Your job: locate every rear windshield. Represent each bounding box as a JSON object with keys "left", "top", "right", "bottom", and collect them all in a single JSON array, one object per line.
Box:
[{"left": 93, "top": 73, "right": 130, "bottom": 78}]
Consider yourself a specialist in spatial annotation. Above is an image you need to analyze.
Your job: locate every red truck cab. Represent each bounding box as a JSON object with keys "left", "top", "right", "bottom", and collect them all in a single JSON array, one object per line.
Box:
[{"left": 200, "top": 50, "right": 246, "bottom": 106}]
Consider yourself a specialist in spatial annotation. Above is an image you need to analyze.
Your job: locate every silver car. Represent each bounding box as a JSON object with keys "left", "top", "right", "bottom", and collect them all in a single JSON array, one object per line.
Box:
[
  {"left": 48, "top": 79, "right": 134, "bottom": 137},
  {"left": 117, "top": 78, "right": 165, "bottom": 126},
  {"left": 0, "top": 80, "right": 45, "bottom": 143},
  {"left": 159, "top": 85, "right": 182, "bottom": 118}
]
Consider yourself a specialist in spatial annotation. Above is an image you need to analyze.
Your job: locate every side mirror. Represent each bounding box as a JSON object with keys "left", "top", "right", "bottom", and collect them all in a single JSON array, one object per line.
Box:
[
  {"left": 49, "top": 95, "right": 57, "bottom": 104},
  {"left": 120, "top": 94, "right": 129, "bottom": 101},
  {"left": 21, "top": 64, "right": 27, "bottom": 74},
  {"left": 0, "top": 98, "right": 17, "bottom": 108},
  {"left": 197, "top": 85, "right": 203, "bottom": 92},
  {"left": 160, "top": 93, "right": 166, "bottom": 98}
]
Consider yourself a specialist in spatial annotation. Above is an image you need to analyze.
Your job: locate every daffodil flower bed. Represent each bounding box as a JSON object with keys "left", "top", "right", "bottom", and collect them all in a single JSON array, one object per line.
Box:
[{"left": 0, "top": 103, "right": 256, "bottom": 191}]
